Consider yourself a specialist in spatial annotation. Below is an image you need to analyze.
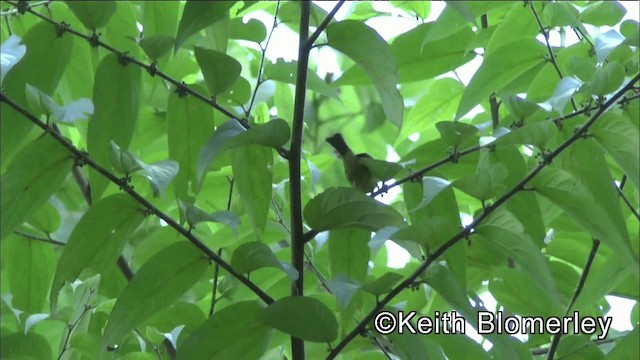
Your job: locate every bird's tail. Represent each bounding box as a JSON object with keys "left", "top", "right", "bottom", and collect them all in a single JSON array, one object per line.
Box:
[{"left": 326, "top": 133, "right": 352, "bottom": 156}]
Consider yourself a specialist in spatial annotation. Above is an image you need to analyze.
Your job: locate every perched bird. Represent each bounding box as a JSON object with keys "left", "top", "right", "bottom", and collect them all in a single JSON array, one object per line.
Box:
[{"left": 326, "top": 133, "right": 378, "bottom": 193}]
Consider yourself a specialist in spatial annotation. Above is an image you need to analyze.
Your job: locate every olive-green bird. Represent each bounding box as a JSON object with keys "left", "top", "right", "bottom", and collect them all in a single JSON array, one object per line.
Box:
[{"left": 326, "top": 133, "right": 378, "bottom": 193}]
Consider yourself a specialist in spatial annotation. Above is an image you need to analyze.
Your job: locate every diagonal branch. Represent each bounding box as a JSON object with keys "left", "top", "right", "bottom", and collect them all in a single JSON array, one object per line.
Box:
[
  {"left": 546, "top": 238, "right": 601, "bottom": 360},
  {"left": 3, "top": 0, "right": 289, "bottom": 159},
  {"left": 327, "top": 73, "right": 640, "bottom": 359},
  {"left": 305, "top": 0, "right": 345, "bottom": 49},
  {"left": 0, "top": 92, "right": 275, "bottom": 306}
]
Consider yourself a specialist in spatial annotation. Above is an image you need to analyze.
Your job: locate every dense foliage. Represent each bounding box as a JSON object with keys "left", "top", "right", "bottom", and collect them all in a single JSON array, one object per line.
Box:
[{"left": 1, "top": 1, "right": 638, "bottom": 359}]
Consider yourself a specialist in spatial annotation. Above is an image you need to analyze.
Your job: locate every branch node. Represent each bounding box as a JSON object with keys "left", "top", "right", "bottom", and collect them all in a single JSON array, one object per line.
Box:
[
  {"left": 175, "top": 82, "right": 189, "bottom": 98},
  {"left": 16, "top": 0, "right": 29, "bottom": 14},
  {"left": 118, "top": 52, "right": 133, "bottom": 67},
  {"left": 447, "top": 148, "right": 460, "bottom": 163},
  {"left": 117, "top": 175, "right": 132, "bottom": 190},
  {"left": 147, "top": 61, "right": 158, "bottom": 77},
  {"left": 88, "top": 30, "right": 101, "bottom": 47},
  {"left": 55, "top": 22, "right": 70, "bottom": 38}
]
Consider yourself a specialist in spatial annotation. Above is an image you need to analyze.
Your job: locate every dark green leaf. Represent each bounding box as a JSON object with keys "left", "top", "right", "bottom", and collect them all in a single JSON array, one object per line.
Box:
[
  {"left": 1, "top": 136, "right": 72, "bottom": 240},
  {"left": 361, "top": 272, "right": 403, "bottom": 297},
  {"left": 50, "top": 194, "right": 145, "bottom": 309},
  {"left": 229, "top": 18, "right": 267, "bottom": 43},
  {"left": 304, "top": 187, "right": 406, "bottom": 232},
  {"left": 328, "top": 229, "right": 370, "bottom": 283},
  {"left": 103, "top": 242, "right": 209, "bottom": 348},
  {"left": 328, "top": 20, "right": 403, "bottom": 126},
  {"left": 65, "top": 1, "right": 117, "bottom": 30},
  {"left": 139, "top": 35, "right": 175, "bottom": 60},
  {"left": 359, "top": 157, "right": 404, "bottom": 182},
  {"left": 231, "top": 241, "right": 298, "bottom": 280},
  {"left": 88, "top": 53, "right": 141, "bottom": 200},
  {"left": 456, "top": 39, "right": 546, "bottom": 120},
  {"left": 261, "top": 296, "right": 338, "bottom": 343},
  {"left": 1, "top": 332, "right": 52, "bottom": 360},
  {"left": 174, "top": 1, "right": 236, "bottom": 52},
  {"left": 198, "top": 119, "right": 289, "bottom": 183},
  {"left": 231, "top": 145, "right": 273, "bottom": 234},
  {"left": 604, "top": 328, "right": 639, "bottom": 359},
  {"left": 182, "top": 201, "right": 240, "bottom": 234},
  {"left": 2, "top": 22, "right": 73, "bottom": 165},
  {"left": 592, "top": 113, "right": 640, "bottom": 190},
  {"left": 194, "top": 46, "right": 242, "bottom": 96},
  {"left": 176, "top": 301, "right": 271, "bottom": 360},
  {"left": 6, "top": 235, "right": 56, "bottom": 313}
]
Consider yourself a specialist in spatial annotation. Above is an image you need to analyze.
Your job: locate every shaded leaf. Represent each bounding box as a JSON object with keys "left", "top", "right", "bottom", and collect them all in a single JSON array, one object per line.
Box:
[
  {"left": 361, "top": 272, "right": 403, "bottom": 297},
  {"left": 139, "top": 35, "right": 174, "bottom": 60},
  {"left": 231, "top": 241, "right": 298, "bottom": 280},
  {"left": 436, "top": 121, "right": 479, "bottom": 148},
  {"left": 231, "top": 145, "right": 273, "bottom": 234},
  {"left": 328, "top": 229, "right": 370, "bottom": 283},
  {"left": 103, "top": 242, "right": 209, "bottom": 348},
  {"left": 589, "top": 61, "right": 625, "bottom": 96},
  {"left": 50, "top": 194, "right": 144, "bottom": 309},
  {"left": 182, "top": 201, "right": 240, "bottom": 234},
  {"left": 328, "top": 20, "right": 403, "bottom": 126},
  {"left": 65, "top": 0, "right": 117, "bottom": 30},
  {"left": 1, "top": 135, "right": 72, "bottom": 240},
  {"left": 174, "top": 1, "right": 236, "bottom": 52},
  {"left": 261, "top": 296, "right": 338, "bottom": 343},
  {"left": 194, "top": 46, "right": 242, "bottom": 96},
  {"left": 452, "top": 164, "right": 508, "bottom": 201},
  {"left": 304, "top": 187, "right": 406, "bottom": 232}
]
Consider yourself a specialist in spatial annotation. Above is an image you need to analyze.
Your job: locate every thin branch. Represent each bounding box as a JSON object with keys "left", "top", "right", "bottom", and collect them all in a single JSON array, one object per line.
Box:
[
  {"left": 246, "top": 0, "right": 281, "bottom": 117},
  {"left": 547, "top": 238, "right": 601, "bottom": 360},
  {"left": 305, "top": 0, "right": 345, "bottom": 48},
  {"left": 0, "top": 92, "right": 275, "bottom": 306},
  {"left": 615, "top": 181, "right": 640, "bottom": 220},
  {"left": 0, "top": 0, "right": 50, "bottom": 15},
  {"left": 14, "top": 230, "right": 65, "bottom": 246},
  {"left": 528, "top": 0, "right": 577, "bottom": 111},
  {"left": 289, "top": 1, "right": 311, "bottom": 358},
  {"left": 327, "top": 74, "right": 640, "bottom": 359},
  {"left": 3, "top": 0, "right": 289, "bottom": 159}
]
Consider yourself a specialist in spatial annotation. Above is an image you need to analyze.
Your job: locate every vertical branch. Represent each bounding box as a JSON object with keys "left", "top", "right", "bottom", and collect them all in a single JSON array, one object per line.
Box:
[
  {"left": 546, "top": 239, "right": 601, "bottom": 360},
  {"left": 481, "top": 15, "right": 500, "bottom": 129},
  {"left": 289, "top": 1, "right": 311, "bottom": 358}
]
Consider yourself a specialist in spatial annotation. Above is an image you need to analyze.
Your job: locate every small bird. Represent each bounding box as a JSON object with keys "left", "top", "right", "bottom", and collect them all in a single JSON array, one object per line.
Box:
[{"left": 326, "top": 133, "right": 378, "bottom": 193}]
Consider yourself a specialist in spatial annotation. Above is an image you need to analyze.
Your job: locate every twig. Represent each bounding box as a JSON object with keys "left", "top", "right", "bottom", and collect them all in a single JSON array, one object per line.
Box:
[
  {"left": 0, "top": 0, "right": 49, "bottom": 15},
  {"left": 14, "top": 230, "right": 65, "bottom": 246},
  {"left": 289, "top": 1, "right": 311, "bottom": 358},
  {"left": 246, "top": 0, "right": 280, "bottom": 117},
  {"left": 3, "top": 0, "right": 289, "bottom": 159},
  {"left": 615, "top": 181, "right": 640, "bottom": 220},
  {"left": 528, "top": 0, "right": 577, "bottom": 111},
  {"left": 546, "top": 239, "right": 601, "bottom": 360},
  {"left": 305, "top": 0, "right": 345, "bottom": 48},
  {"left": 327, "top": 74, "right": 640, "bottom": 359},
  {"left": 0, "top": 92, "right": 275, "bottom": 306}
]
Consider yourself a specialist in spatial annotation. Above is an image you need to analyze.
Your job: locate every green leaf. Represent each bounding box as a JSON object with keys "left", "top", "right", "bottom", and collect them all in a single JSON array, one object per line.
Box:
[
  {"left": 102, "top": 242, "right": 209, "bottom": 348},
  {"left": 436, "top": 121, "right": 479, "bottom": 149},
  {"left": 5, "top": 235, "right": 56, "bottom": 313},
  {"left": 2, "top": 22, "right": 73, "bottom": 165},
  {"left": 231, "top": 145, "right": 273, "bottom": 234},
  {"left": 1, "top": 332, "right": 52, "bottom": 360},
  {"left": 589, "top": 62, "right": 625, "bottom": 97},
  {"left": 50, "top": 194, "right": 145, "bottom": 310},
  {"left": 456, "top": 39, "right": 546, "bottom": 120},
  {"left": 361, "top": 272, "right": 403, "bottom": 297},
  {"left": 65, "top": 0, "right": 117, "bottom": 30},
  {"left": 328, "top": 229, "right": 370, "bottom": 283},
  {"left": 489, "top": 268, "right": 562, "bottom": 317},
  {"left": 261, "top": 296, "right": 338, "bottom": 343},
  {"left": 0, "top": 35, "right": 25, "bottom": 85},
  {"left": 264, "top": 59, "right": 338, "bottom": 98},
  {"left": 197, "top": 119, "right": 289, "bottom": 183},
  {"left": 88, "top": 53, "right": 141, "bottom": 201},
  {"left": 229, "top": 18, "right": 266, "bottom": 43},
  {"left": 498, "top": 120, "right": 558, "bottom": 149},
  {"left": 174, "top": 1, "right": 236, "bottom": 52},
  {"left": 27, "top": 202, "right": 61, "bottom": 234},
  {"left": 176, "top": 301, "right": 272, "bottom": 360},
  {"left": 108, "top": 140, "right": 142, "bottom": 175},
  {"left": 182, "top": 201, "right": 240, "bottom": 234},
  {"left": 167, "top": 85, "right": 215, "bottom": 201},
  {"left": 304, "top": 187, "right": 406, "bottom": 232},
  {"left": 604, "top": 328, "right": 639, "bottom": 359},
  {"left": 138, "top": 160, "right": 180, "bottom": 197},
  {"left": 566, "top": 55, "right": 597, "bottom": 83},
  {"left": 580, "top": 1, "right": 626, "bottom": 27},
  {"left": 359, "top": 157, "right": 404, "bottom": 182},
  {"left": 328, "top": 20, "right": 403, "bottom": 126},
  {"left": 194, "top": 46, "right": 242, "bottom": 96},
  {"left": 231, "top": 241, "right": 298, "bottom": 280},
  {"left": 452, "top": 164, "right": 508, "bottom": 201},
  {"left": 139, "top": 35, "right": 175, "bottom": 60},
  {"left": 592, "top": 113, "right": 640, "bottom": 190},
  {"left": 325, "top": 274, "right": 362, "bottom": 309},
  {"left": 400, "top": 78, "right": 465, "bottom": 142},
  {"left": 25, "top": 83, "right": 57, "bottom": 116},
  {"left": 532, "top": 166, "right": 638, "bottom": 275},
  {"left": 594, "top": 30, "right": 625, "bottom": 63},
  {"left": 1, "top": 135, "right": 72, "bottom": 240}
]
